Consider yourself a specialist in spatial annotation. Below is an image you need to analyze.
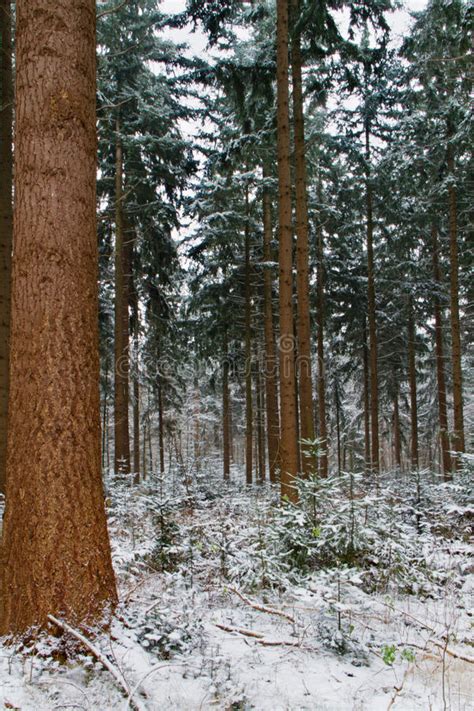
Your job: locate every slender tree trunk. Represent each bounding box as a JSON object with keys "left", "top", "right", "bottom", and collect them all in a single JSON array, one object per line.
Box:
[
  {"left": 256, "top": 349, "right": 266, "bottom": 483},
  {"left": 362, "top": 322, "right": 371, "bottom": 474},
  {"left": 158, "top": 380, "right": 165, "bottom": 476},
  {"left": 245, "top": 186, "right": 253, "bottom": 485},
  {"left": 0, "top": 0, "right": 13, "bottom": 495},
  {"left": 407, "top": 297, "right": 419, "bottom": 469},
  {"left": 393, "top": 383, "right": 401, "bottom": 469},
  {"left": 335, "top": 381, "right": 342, "bottom": 476},
  {"left": 113, "top": 116, "right": 130, "bottom": 474},
  {"left": 432, "top": 224, "right": 452, "bottom": 479},
  {"left": 290, "top": 0, "right": 314, "bottom": 474},
  {"left": 127, "top": 228, "right": 140, "bottom": 483},
  {"left": 316, "top": 178, "right": 328, "bottom": 477},
  {"left": 1, "top": 0, "right": 117, "bottom": 634},
  {"left": 446, "top": 135, "right": 465, "bottom": 463},
  {"left": 101, "top": 358, "right": 109, "bottom": 471},
  {"left": 262, "top": 165, "right": 280, "bottom": 482},
  {"left": 222, "top": 331, "right": 230, "bottom": 480},
  {"left": 276, "top": 0, "right": 299, "bottom": 502},
  {"left": 365, "top": 124, "right": 379, "bottom": 473}
]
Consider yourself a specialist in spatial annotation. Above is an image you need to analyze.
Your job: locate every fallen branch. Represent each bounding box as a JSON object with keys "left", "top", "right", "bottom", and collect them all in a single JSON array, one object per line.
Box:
[
  {"left": 47, "top": 615, "right": 147, "bottom": 711},
  {"left": 215, "top": 623, "right": 264, "bottom": 639},
  {"left": 227, "top": 587, "right": 296, "bottom": 624},
  {"left": 427, "top": 639, "right": 474, "bottom": 664}
]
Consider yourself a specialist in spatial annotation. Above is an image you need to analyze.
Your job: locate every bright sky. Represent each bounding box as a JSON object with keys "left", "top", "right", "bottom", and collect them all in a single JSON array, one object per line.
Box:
[{"left": 159, "top": 0, "right": 429, "bottom": 52}]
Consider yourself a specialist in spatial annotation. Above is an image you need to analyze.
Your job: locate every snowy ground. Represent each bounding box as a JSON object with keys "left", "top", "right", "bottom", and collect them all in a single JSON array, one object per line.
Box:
[{"left": 0, "top": 464, "right": 472, "bottom": 710}]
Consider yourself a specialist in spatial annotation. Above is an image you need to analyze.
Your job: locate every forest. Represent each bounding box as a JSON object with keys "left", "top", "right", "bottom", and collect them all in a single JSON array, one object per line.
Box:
[{"left": 0, "top": 0, "right": 472, "bottom": 709}]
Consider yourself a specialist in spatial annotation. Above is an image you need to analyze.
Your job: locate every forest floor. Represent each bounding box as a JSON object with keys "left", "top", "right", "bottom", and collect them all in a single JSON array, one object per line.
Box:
[{"left": 0, "top": 461, "right": 472, "bottom": 710}]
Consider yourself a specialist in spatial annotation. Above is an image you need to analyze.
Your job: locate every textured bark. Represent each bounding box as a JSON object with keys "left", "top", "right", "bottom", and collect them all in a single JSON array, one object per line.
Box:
[
  {"left": 113, "top": 118, "right": 130, "bottom": 474},
  {"left": 262, "top": 167, "right": 280, "bottom": 482},
  {"left": 276, "top": 0, "right": 299, "bottom": 502},
  {"left": 244, "top": 187, "right": 253, "bottom": 485},
  {"left": 365, "top": 125, "right": 379, "bottom": 473},
  {"left": 446, "top": 136, "right": 465, "bottom": 462},
  {"left": 0, "top": 0, "right": 13, "bottom": 494},
  {"left": 127, "top": 224, "right": 139, "bottom": 482},
  {"left": 407, "top": 298, "right": 419, "bottom": 470},
  {"left": 222, "top": 332, "right": 230, "bottom": 480},
  {"left": 432, "top": 224, "right": 452, "bottom": 479},
  {"left": 290, "top": 0, "right": 314, "bottom": 474},
  {"left": 131, "top": 312, "right": 140, "bottom": 482},
  {"left": 0, "top": 0, "right": 117, "bottom": 635},
  {"left": 316, "top": 181, "right": 328, "bottom": 478}
]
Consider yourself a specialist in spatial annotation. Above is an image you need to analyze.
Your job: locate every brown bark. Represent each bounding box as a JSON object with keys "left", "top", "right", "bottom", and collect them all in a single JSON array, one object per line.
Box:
[
  {"left": 290, "top": 0, "right": 315, "bottom": 474},
  {"left": 0, "top": 0, "right": 13, "bottom": 494},
  {"left": 316, "top": 179, "right": 328, "bottom": 478},
  {"left": 127, "top": 225, "right": 140, "bottom": 483},
  {"left": 446, "top": 136, "right": 465, "bottom": 462},
  {"left": 365, "top": 124, "right": 379, "bottom": 473},
  {"left": 244, "top": 186, "right": 253, "bottom": 485},
  {"left": 276, "top": 0, "right": 299, "bottom": 502},
  {"left": 407, "top": 297, "right": 419, "bottom": 469},
  {"left": 222, "top": 331, "right": 230, "bottom": 480},
  {"left": 262, "top": 166, "right": 280, "bottom": 482},
  {"left": 113, "top": 117, "right": 130, "bottom": 474},
  {"left": 431, "top": 224, "right": 452, "bottom": 479},
  {"left": 0, "top": 0, "right": 117, "bottom": 635}
]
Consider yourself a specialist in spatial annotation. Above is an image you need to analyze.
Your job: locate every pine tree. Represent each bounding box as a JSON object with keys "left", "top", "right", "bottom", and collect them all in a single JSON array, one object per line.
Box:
[
  {"left": 0, "top": 0, "right": 13, "bottom": 494},
  {"left": 1, "top": 0, "right": 116, "bottom": 634}
]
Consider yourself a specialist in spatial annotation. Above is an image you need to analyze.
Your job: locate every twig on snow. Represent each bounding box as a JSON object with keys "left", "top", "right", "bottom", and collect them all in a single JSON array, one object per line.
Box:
[
  {"left": 227, "top": 586, "right": 296, "bottom": 624},
  {"left": 215, "top": 623, "right": 264, "bottom": 639},
  {"left": 47, "top": 615, "right": 147, "bottom": 711}
]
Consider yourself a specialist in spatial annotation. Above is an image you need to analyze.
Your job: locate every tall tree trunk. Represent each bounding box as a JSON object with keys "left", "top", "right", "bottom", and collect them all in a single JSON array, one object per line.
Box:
[
  {"left": 262, "top": 165, "right": 280, "bottom": 482},
  {"left": 446, "top": 134, "right": 465, "bottom": 463},
  {"left": 245, "top": 186, "right": 253, "bottom": 485},
  {"left": 222, "top": 331, "right": 230, "bottom": 480},
  {"left": 335, "top": 380, "right": 342, "bottom": 476},
  {"left": 316, "top": 178, "right": 328, "bottom": 478},
  {"left": 365, "top": 124, "right": 379, "bottom": 473},
  {"left": 127, "top": 225, "right": 140, "bottom": 483},
  {"left": 256, "top": 349, "right": 266, "bottom": 483},
  {"left": 1, "top": 0, "right": 117, "bottom": 634},
  {"left": 158, "top": 379, "right": 165, "bottom": 476},
  {"left": 362, "top": 322, "right": 371, "bottom": 474},
  {"left": 0, "top": 0, "right": 13, "bottom": 495},
  {"left": 407, "top": 297, "right": 419, "bottom": 469},
  {"left": 432, "top": 224, "right": 452, "bottom": 479},
  {"left": 113, "top": 117, "right": 130, "bottom": 474},
  {"left": 290, "top": 0, "right": 315, "bottom": 474},
  {"left": 276, "top": 0, "right": 299, "bottom": 502},
  {"left": 392, "top": 382, "right": 401, "bottom": 469}
]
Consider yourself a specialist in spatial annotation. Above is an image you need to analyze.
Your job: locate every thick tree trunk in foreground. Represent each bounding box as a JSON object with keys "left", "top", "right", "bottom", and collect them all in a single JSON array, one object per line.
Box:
[
  {"left": 291, "top": 0, "right": 315, "bottom": 474},
  {"left": 0, "top": 0, "right": 13, "bottom": 495},
  {"left": 245, "top": 186, "right": 253, "bottom": 485},
  {"left": 365, "top": 125, "right": 379, "bottom": 474},
  {"left": 432, "top": 224, "right": 452, "bottom": 479},
  {"left": 316, "top": 182, "right": 328, "bottom": 478},
  {"left": 407, "top": 297, "right": 419, "bottom": 469},
  {"left": 276, "top": 0, "right": 299, "bottom": 502},
  {"left": 114, "top": 118, "right": 131, "bottom": 474},
  {"left": 446, "top": 136, "right": 465, "bottom": 464},
  {"left": 262, "top": 168, "right": 280, "bottom": 482},
  {"left": 0, "top": 0, "right": 117, "bottom": 635}
]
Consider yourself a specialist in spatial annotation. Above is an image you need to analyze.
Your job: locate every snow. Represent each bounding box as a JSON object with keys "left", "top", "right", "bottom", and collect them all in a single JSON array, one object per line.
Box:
[{"left": 0, "top": 466, "right": 472, "bottom": 710}]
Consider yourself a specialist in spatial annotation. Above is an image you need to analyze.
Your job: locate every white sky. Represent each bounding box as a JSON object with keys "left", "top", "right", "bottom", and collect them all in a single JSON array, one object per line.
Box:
[{"left": 158, "top": 0, "right": 429, "bottom": 53}]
